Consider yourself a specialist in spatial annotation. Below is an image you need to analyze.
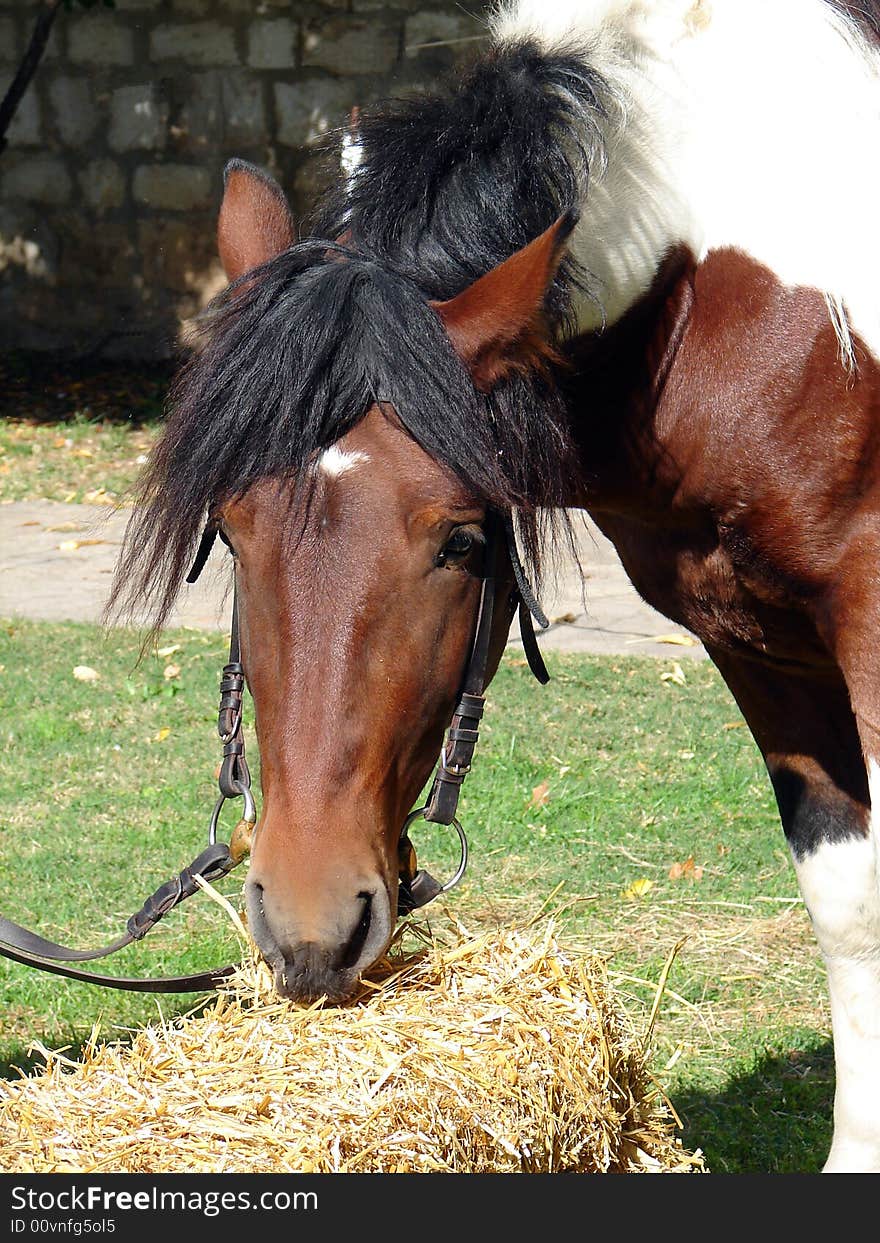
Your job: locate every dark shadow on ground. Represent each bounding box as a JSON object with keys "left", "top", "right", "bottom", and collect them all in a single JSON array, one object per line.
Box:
[
  {"left": 673, "top": 1039, "right": 835, "bottom": 1174},
  {"left": 1, "top": 350, "right": 174, "bottom": 424}
]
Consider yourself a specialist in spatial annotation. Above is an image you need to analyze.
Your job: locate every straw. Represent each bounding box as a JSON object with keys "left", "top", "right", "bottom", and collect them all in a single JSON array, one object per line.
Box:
[{"left": 0, "top": 915, "right": 705, "bottom": 1174}]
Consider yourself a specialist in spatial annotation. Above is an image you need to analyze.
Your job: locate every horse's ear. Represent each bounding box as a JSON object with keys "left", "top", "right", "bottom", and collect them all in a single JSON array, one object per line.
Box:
[
  {"left": 432, "top": 209, "right": 579, "bottom": 391},
  {"left": 217, "top": 159, "right": 296, "bottom": 284}
]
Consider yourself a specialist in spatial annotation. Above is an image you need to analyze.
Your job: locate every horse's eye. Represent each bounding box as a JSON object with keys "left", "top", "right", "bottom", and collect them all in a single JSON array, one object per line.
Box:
[{"left": 435, "top": 526, "right": 480, "bottom": 568}]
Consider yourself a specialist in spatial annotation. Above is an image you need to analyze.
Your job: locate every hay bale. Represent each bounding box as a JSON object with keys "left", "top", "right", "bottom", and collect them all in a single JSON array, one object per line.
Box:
[{"left": 0, "top": 919, "right": 705, "bottom": 1174}]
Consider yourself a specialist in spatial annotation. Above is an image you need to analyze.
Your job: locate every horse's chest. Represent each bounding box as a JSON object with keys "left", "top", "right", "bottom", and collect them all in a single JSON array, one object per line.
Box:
[{"left": 589, "top": 510, "right": 826, "bottom": 663}]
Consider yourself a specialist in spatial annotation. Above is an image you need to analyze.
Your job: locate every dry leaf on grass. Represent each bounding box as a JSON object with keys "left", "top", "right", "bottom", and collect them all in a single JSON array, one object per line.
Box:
[
  {"left": 529, "top": 780, "right": 550, "bottom": 807},
  {"left": 660, "top": 663, "right": 687, "bottom": 688},
  {"left": 668, "top": 857, "right": 704, "bottom": 882},
  {"left": 622, "top": 878, "right": 655, "bottom": 900}
]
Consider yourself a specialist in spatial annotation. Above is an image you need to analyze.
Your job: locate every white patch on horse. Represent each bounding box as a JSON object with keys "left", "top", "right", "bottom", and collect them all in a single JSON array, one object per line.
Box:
[
  {"left": 788, "top": 770, "right": 880, "bottom": 1172},
  {"left": 317, "top": 446, "right": 370, "bottom": 479},
  {"left": 491, "top": 0, "right": 880, "bottom": 366},
  {"left": 341, "top": 130, "right": 364, "bottom": 183}
]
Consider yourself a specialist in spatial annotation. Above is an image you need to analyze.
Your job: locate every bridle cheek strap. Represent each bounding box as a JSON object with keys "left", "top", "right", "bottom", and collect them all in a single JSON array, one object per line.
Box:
[
  {"left": 423, "top": 509, "right": 551, "bottom": 824},
  {"left": 423, "top": 564, "right": 495, "bottom": 827},
  {"left": 397, "top": 511, "right": 549, "bottom": 914}
]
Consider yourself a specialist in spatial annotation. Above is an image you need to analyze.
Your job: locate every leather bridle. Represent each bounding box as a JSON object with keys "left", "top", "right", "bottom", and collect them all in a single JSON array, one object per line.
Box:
[
  {"left": 0, "top": 508, "right": 549, "bottom": 992},
  {"left": 397, "top": 511, "right": 549, "bottom": 912}
]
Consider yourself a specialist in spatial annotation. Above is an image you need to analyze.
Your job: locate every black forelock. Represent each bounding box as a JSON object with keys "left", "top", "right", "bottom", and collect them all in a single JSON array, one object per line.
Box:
[
  {"left": 110, "top": 41, "right": 602, "bottom": 631},
  {"left": 109, "top": 240, "right": 577, "bottom": 630}
]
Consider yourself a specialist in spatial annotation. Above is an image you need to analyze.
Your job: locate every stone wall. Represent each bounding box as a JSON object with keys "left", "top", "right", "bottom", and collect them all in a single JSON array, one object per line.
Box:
[{"left": 0, "top": 0, "right": 491, "bottom": 359}]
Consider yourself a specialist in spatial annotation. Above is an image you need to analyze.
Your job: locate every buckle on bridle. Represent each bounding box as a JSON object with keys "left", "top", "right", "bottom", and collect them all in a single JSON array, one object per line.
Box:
[
  {"left": 439, "top": 744, "right": 471, "bottom": 777},
  {"left": 397, "top": 806, "right": 469, "bottom": 916}
]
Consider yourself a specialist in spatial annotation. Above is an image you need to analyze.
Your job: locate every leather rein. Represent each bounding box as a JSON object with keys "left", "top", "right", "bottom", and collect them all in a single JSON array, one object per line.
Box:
[{"left": 0, "top": 510, "right": 549, "bottom": 992}]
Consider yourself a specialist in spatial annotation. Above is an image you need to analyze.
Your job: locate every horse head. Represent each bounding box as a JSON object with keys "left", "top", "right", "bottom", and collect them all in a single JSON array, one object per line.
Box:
[{"left": 118, "top": 160, "right": 578, "bottom": 1003}]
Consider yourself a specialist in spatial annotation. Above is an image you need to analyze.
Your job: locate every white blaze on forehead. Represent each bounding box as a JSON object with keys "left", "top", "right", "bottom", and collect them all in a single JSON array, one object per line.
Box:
[{"left": 317, "top": 445, "right": 370, "bottom": 478}]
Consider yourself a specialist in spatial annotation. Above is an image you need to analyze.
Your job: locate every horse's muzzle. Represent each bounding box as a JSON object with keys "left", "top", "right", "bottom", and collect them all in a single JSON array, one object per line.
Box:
[{"left": 244, "top": 876, "right": 393, "bottom": 1003}]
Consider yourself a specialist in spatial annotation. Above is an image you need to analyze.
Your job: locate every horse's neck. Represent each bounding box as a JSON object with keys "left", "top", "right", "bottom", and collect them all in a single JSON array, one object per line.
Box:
[
  {"left": 532, "top": 0, "right": 880, "bottom": 363},
  {"left": 563, "top": 239, "right": 880, "bottom": 538},
  {"left": 562, "top": 245, "right": 697, "bottom": 512}
]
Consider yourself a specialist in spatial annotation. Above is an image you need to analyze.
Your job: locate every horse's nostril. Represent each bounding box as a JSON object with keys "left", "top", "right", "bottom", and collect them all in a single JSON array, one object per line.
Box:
[
  {"left": 245, "top": 874, "right": 393, "bottom": 1001},
  {"left": 337, "top": 891, "right": 373, "bottom": 971}
]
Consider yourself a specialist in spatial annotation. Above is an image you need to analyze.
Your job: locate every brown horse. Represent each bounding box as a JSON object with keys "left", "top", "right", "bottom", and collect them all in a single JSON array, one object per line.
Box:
[{"left": 113, "top": 0, "right": 880, "bottom": 1171}]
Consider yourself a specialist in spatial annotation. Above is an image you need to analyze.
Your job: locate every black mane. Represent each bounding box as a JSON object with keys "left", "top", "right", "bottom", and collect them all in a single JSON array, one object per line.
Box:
[
  {"left": 830, "top": 0, "right": 880, "bottom": 43},
  {"left": 111, "top": 43, "right": 608, "bottom": 630},
  {"left": 312, "top": 42, "right": 609, "bottom": 317}
]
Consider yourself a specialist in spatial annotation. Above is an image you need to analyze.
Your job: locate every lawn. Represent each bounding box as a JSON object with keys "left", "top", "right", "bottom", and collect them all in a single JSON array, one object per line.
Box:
[
  {"left": 0, "top": 353, "right": 166, "bottom": 506},
  {"left": 0, "top": 618, "right": 832, "bottom": 1174},
  {"left": 0, "top": 361, "right": 833, "bottom": 1173}
]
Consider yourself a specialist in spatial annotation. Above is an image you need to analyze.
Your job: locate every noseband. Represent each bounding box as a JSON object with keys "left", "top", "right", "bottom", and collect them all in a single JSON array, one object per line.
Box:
[{"left": 0, "top": 509, "right": 548, "bottom": 991}]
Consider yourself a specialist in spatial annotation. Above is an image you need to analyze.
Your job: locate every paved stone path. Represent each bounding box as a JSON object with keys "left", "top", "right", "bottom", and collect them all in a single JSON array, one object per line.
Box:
[{"left": 0, "top": 500, "right": 705, "bottom": 660}]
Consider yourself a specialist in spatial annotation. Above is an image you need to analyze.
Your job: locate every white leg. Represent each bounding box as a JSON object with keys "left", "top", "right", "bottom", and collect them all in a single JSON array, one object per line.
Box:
[{"left": 792, "top": 811, "right": 880, "bottom": 1172}]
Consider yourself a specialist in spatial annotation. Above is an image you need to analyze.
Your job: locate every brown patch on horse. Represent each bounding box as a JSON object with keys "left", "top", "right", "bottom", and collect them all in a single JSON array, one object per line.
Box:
[
  {"left": 569, "top": 243, "right": 880, "bottom": 670},
  {"left": 432, "top": 209, "right": 578, "bottom": 391},
  {"left": 217, "top": 159, "right": 296, "bottom": 284}
]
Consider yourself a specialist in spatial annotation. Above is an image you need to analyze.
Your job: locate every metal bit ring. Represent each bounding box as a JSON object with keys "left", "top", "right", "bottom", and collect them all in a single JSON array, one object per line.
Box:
[
  {"left": 209, "top": 783, "right": 257, "bottom": 846},
  {"left": 401, "top": 806, "right": 469, "bottom": 894}
]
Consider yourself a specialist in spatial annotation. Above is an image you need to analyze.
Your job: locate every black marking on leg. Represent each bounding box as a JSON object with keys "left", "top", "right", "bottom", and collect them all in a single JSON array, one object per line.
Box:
[{"left": 769, "top": 767, "right": 868, "bottom": 861}]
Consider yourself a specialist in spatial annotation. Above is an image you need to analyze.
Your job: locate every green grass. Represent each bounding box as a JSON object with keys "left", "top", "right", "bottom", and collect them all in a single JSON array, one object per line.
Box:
[
  {"left": 0, "top": 413, "right": 161, "bottom": 506},
  {"left": 0, "top": 618, "right": 832, "bottom": 1173},
  {"left": 0, "top": 351, "right": 167, "bottom": 506}
]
